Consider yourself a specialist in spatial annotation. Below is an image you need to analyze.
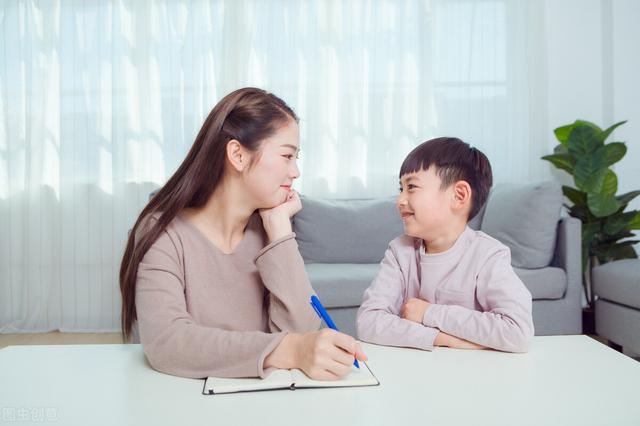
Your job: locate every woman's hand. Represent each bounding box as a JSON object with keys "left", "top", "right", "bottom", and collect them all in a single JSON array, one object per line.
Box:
[
  {"left": 259, "top": 190, "right": 302, "bottom": 242},
  {"left": 434, "top": 332, "right": 486, "bottom": 350},
  {"left": 264, "top": 329, "right": 368, "bottom": 380}
]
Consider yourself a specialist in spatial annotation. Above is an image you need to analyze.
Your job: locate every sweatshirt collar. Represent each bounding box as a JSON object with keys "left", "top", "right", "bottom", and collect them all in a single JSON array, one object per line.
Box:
[{"left": 418, "top": 226, "right": 475, "bottom": 263}]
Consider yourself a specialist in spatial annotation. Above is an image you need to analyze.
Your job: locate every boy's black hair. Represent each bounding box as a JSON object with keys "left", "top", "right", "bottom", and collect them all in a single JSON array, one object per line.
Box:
[{"left": 399, "top": 137, "right": 493, "bottom": 221}]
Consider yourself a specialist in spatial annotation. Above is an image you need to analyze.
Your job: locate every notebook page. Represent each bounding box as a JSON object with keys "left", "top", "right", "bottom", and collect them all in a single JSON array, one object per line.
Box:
[
  {"left": 204, "top": 369, "right": 294, "bottom": 394},
  {"left": 291, "top": 362, "right": 379, "bottom": 388}
]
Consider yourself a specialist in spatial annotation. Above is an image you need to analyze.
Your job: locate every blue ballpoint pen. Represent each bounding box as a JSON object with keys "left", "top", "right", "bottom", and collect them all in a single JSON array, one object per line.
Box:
[{"left": 310, "top": 295, "right": 360, "bottom": 368}]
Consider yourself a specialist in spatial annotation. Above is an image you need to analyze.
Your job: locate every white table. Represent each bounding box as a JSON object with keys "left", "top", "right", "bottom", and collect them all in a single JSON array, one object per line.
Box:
[{"left": 1, "top": 335, "right": 638, "bottom": 426}]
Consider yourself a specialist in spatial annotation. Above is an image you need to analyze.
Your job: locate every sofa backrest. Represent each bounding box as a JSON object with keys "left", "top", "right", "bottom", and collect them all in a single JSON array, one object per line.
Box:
[
  {"left": 293, "top": 196, "right": 403, "bottom": 263},
  {"left": 481, "top": 181, "right": 563, "bottom": 269},
  {"left": 294, "top": 181, "right": 563, "bottom": 268}
]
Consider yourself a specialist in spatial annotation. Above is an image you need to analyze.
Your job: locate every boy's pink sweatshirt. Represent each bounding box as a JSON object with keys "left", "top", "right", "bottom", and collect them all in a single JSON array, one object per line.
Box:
[{"left": 357, "top": 227, "right": 534, "bottom": 353}]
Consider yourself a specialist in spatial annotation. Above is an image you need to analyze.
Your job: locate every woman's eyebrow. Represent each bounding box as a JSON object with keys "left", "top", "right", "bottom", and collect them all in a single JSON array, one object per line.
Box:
[{"left": 280, "top": 143, "right": 300, "bottom": 152}]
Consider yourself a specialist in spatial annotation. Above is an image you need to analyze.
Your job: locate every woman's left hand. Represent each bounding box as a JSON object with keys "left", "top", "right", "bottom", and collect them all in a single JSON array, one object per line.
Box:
[{"left": 259, "top": 190, "right": 302, "bottom": 242}]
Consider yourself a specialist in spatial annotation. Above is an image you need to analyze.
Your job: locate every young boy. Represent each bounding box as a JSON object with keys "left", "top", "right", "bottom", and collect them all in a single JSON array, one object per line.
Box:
[{"left": 357, "top": 137, "right": 534, "bottom": 353}]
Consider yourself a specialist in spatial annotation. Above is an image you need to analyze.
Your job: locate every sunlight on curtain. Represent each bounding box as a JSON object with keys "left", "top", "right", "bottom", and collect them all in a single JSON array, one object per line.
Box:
[{"left": 0, "top": 0, "right": 543, "bottom": 332}]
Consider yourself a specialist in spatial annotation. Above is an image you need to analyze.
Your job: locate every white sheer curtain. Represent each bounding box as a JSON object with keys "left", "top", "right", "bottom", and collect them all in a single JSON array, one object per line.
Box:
[{"left": 0, "top": 0, "right": 544, "bottom": 332}]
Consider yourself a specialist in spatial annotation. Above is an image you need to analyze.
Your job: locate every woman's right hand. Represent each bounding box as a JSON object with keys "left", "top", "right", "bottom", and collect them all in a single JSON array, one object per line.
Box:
[
  {"left": 265, "top": 329, "right": 368, "bottom": 380},
  {"left": 259, "top": 190, "right": 302, "bottom": 242}
]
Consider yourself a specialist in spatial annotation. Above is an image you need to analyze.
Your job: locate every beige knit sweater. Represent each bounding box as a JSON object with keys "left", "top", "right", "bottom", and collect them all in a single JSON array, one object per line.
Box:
[{"left": 135, "top": 212, "right": 320, "bottom": 379}]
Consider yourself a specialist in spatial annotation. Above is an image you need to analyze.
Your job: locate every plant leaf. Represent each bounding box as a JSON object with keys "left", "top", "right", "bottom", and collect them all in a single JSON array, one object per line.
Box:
[
  {"left": 616, "top": 190, "right": 640, "bottom": 207},
  {"left": 569, "top": 204, "right": 594, "bottom": 222},
  {"left": 568, "top": 125, "right": 602, "bottom": 157},
  {"left": 600, "top": 120, "right": 627, "bottom": 143},
  {"left": 562, "top": 185, "right": 586, "bottom": 206},
  {"left": 603, "top": 211, "right": 639, "bottom": 235},
  {"left": 587, "top": 192, "right": 622, "bottom": 218},
  {"left": 607, "top": 242, "right": 638, "bottom": 261},
  {"left": 554, "top": 124, "right": 574, "bottom": 146},
  {"left": 600, "top": 169, "right": 618, "bottom": 197},
  {"left": 596, "top": 244, "right": 637, "bottom": 263},
  {"left": 542, "top": 154, "right": 574, "bottom": 174},
  {"left": 574, "top": 120, "right": 603, "bottom": 132},
  {"left": 573, "top": 155, "right": 607, "bottom": 192},
  {"left": 629, "top": 212, "right": 640, "bottom": 230},
  {"left": 600, "top": 230, "right": 636, "bottom": 244},
  {"left": 602, "top": 142, "right": 627, "bottom": 166}
]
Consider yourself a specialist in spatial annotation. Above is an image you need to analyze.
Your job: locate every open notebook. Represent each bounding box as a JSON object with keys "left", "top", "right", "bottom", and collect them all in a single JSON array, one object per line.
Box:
[{"left": 203, "top": 362, "right": 379, "bottom": 395}]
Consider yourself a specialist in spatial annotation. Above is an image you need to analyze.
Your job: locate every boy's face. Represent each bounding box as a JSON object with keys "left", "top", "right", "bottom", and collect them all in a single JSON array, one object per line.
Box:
[{"left": 397, "top": 167, "right": 456, "bottom": 240}]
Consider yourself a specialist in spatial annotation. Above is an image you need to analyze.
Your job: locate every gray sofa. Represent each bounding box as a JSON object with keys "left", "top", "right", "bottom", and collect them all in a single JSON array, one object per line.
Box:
[
  {"left": 593, "top": 259, "right": 640, "bottom": 355},
  {"left": 293, "top": 181, "right": 583, "bottom": 337}
]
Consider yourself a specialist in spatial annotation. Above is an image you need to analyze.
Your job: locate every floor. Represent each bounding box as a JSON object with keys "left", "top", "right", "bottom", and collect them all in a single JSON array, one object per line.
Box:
[{"left": 0, "top": 331, "right": 123, "bottom": 349}]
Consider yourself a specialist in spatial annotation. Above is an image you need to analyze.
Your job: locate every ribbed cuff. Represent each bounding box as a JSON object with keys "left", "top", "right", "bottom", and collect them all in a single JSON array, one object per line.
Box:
[
  {"left": 253, "top": 232, "right": 297, "bottom": 264},
  {"left": 420, "top": 325, "right": 440, "bottom": 351},
  {"left": 256, "top": 332, "right": 289, "bottom": 378},
  {"left": 423, "top": 303, "right": 445, "bottom": 329}
]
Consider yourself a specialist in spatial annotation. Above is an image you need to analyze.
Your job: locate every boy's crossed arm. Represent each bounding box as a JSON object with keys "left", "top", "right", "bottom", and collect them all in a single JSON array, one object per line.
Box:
[
  {"left": 357, "top": 246, "right": 483, "bottom": 351},
  {"left": 402, "top": 249, "right": 534, "bottom": 353},
  {"left": 400, "top": 299, "right": 485, "bottom": 350}
]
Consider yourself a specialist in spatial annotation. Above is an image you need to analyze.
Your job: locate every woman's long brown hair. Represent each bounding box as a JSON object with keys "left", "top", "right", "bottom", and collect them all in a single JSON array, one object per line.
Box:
[{"left": 119, "top": 87, "right": 298, "bottom": 340}]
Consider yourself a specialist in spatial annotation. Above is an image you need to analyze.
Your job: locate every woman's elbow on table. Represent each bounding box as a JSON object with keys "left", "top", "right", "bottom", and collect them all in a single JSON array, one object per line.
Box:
[{"left": 142, "top": 341, "right": 182, "bottom": 376}]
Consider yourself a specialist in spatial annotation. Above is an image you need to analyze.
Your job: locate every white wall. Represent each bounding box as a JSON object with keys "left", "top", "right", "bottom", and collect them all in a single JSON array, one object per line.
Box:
[
  {"left": 612, "top": 0, "right": 640, "bottom": 214},
  {"left": 544, "top": 0, "right": 605, "bottom": 134},
  {"left": 543, "top": 0, "right": 640, "bottom": 245}
]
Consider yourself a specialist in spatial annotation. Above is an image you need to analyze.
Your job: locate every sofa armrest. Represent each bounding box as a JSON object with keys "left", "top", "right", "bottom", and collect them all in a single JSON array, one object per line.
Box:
[{"left": 551, "top": 216, "right": 582, "bottom": 300}]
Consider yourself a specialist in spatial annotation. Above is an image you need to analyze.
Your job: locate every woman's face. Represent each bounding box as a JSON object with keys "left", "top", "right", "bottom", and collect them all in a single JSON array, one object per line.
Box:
[{"left": 243, "top": 119, "right": 301, "bottom": 208}]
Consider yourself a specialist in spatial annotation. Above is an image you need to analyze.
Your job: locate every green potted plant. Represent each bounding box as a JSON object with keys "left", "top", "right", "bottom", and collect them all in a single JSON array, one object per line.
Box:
[{"left": 541, "top": 120, "right": 640, "bottom": 314}]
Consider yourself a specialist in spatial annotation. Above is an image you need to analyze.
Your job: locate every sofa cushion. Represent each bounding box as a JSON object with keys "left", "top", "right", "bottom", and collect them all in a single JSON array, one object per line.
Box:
[
  {"left": 294, "top": 196, "right": 404, "bottom": 263},
  {"left": 306, "top": 263, "right": 380, "bottom": 308},
  {"left": 593, "top": 259, "right": 640, "bottom": 310},
  {"left": 481, "top": 182, "right": 562, "bottom": 269},
  {"left": 513, "top": 266, "right": 567, "bottom": 300}
]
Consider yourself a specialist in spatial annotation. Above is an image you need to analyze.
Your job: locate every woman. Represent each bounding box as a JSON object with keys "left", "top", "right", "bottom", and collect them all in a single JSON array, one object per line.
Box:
[{"left": 120, "top": 88, "right": 367, "bottom": 380}]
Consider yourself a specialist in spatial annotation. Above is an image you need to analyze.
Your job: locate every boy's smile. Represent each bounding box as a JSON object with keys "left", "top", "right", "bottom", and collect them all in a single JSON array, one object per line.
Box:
[{"left": 399, "top": 209, "right": 415, "bottom": 220}]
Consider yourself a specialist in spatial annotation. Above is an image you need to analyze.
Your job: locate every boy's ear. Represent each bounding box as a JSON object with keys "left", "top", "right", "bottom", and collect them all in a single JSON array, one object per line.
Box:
[
  {"left": 226, "top": 139, "right": 248, "bottom": 172},
  {"left": 452, "top": 180, "right": 472, "bottom": 211}
]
